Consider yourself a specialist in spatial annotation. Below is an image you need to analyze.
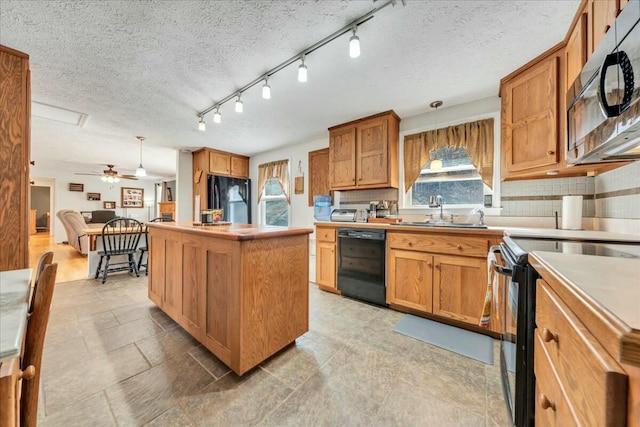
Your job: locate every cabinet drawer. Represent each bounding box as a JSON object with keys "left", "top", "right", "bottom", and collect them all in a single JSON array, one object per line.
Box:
[
  {"left": 387, "top": 232, "right": 489, "bottom": 257},
  {"left": 534, "top": 332, "right": 577, "bottom": 427},
  {"left": 535, "top": 280, "right": 627, "bottom": 426},
  {"left": 316, "top": 227, "right": 335, "bottom": 243}
]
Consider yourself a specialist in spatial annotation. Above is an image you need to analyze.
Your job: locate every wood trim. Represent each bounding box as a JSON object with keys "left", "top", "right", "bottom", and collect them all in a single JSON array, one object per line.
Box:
[
  {"left": 499, "top": 42, "right": 565, "bottom": 89},
  {"left": 0, "top": 44, "right": 29, "bottom": 58},
  {"left": 327, "top": 109, "right": 400, "bottom": 131}
]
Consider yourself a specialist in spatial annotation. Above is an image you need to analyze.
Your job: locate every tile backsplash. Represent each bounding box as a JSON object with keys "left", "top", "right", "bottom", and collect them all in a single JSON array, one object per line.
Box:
[
  {"left": 500, "top": 162, "right": 640, "bottom": 220},
  {"left": 501, "top": 176, "right": 595, "bottom": 217},
  {"left": 339, "top": 188, "right": 398, "bottom": 206}
]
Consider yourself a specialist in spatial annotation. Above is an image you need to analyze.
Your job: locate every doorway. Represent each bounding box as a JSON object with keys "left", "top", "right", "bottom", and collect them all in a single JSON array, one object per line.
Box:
[{"left": 30, "top": 185, "right": 51, "bottom": 234}]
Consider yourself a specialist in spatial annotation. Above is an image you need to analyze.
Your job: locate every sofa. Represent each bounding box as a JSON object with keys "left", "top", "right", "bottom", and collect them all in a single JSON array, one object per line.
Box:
[{"left": 56, "top": 210, "right": 91, "bottom": 255}]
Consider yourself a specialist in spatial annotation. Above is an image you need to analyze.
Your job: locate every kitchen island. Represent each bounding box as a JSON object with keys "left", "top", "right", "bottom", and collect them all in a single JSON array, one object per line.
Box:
[{"left": 145, "top": 221, "right": 313, "bottom": 375}]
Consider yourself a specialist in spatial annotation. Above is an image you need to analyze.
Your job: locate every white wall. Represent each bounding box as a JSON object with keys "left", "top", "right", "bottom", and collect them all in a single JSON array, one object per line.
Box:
[{"left": 31, "top": 166, "right": 159, "bottom": 243}]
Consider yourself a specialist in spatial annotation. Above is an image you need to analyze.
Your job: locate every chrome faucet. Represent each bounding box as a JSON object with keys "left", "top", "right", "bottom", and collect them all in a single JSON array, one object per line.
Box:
[
  {"left": 436, "top": 195, "right": 444, "bottom": 220},
  {"left": 474, "top": 208, "right": 485, "bottom": 225}
]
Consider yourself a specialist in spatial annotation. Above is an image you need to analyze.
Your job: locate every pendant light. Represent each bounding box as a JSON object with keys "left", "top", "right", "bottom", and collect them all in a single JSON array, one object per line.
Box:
[
  {"left": 262, "top": 77, "right": 271, "bottom": 99},
  {"left": 135, "top": 136, "right": 147, "bottom": 177},
  {"left": 235, "top": 93, "right": 243, "bottom": 113},
  {"left": 349, "top": 26, "right": 360, "bottom": 58},
  {"left": 298, "top": 55, "right": 308, "bottom": 82},
  {"left": 213, "top": 107, "right": 221, "bottom": 123},
  {"left": 429, "top": 101, "right": 443, "bottom": 170}
]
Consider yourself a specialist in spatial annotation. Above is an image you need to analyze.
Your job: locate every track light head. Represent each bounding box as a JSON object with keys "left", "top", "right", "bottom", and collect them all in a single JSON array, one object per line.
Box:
[
  {"left": 235, "top": 94, "right": 243, "bottom": 113},
  {"left": 262, "top": 78, "right": 271, "bottom": 99},
  {"left": 198, "top": 116, "right": 206, "bottom": 131},
  {"left": 349, "top": 27, "right": 360, "bottom": 58},
  {"left": 298, "top": 55, "right": 308, "bottom": 82},
  {"left": 213, "top": 107, "right": 221, "bottom": 123}
]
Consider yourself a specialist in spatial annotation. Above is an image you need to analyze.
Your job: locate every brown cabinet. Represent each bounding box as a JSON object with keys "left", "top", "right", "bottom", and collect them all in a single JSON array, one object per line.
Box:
[
  {"left": 565, "top": 11, "right": 588, "bottom": 89},
  {"left": 386, "top": 232, "right": 497, "bottom": 330},
  {"left": 501, "top": 50, "right": 561, "bottom": 178},
  {"left": 308, "top": 148, "right": 332, "bottom": 207},
  {"left": 315, "top": 226, "right": 338, "bottom": 293},
  {"left": 328, "top": 111, "right": 399, "bottom": 190},
  {"left": 534, "top": 279, "right": 627, "bottom": 426},
  {"left": 158, "top": 201, "right": 175, "bottom": 220},
  {"left": 0, "top": 45, "right": 30, "bottom": 271},
  {"left": 192, "top": 148, "right": 250, "bottom": 213},
  {"left": 588, "top": 0, "right": 619, "bottom": 57}
]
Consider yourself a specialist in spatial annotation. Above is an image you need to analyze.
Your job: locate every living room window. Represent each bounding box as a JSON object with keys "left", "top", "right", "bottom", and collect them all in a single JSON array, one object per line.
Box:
[{"left": 257, "top": 159, "right": 290, "bottom": 226}]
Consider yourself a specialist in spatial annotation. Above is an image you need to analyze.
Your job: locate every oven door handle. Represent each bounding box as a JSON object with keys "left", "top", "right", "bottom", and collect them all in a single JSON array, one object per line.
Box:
[{"left": 489, "top": 245, "right": 513, "bottom": 277}]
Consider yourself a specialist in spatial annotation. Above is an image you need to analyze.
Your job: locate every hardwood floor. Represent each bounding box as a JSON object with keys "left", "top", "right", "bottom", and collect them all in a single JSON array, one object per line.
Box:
[{"left": 29, "top": 233, "right": 88, "bottom": 283}]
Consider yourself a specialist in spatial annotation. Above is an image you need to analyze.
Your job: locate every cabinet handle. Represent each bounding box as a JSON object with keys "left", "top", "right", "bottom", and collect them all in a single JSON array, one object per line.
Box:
[
  {"left": 456, "top": 245, "right": 462, "bottom": 250},
  {"left": 20, "top": 365, "right": 36, "bottom": 380},
  {"left": 408, "top": 242, "right": 413, "bottom": 247},
  {"left": 427, "top": 262, "right": 432, "bottom": 268},
  {"left": 30, "top": 160, "right": 35, "bottom": 166},
  {"left": 538, "top": 393, "right": 556, "bottom": 411},
  {"left": 541, "top": 328, "right": 558, "bottom": 343},
  {"left": 547, "top": 151, "right": 555, "bottom": 155}
]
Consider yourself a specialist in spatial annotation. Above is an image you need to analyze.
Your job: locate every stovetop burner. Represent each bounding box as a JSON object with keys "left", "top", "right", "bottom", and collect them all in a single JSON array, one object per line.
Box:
[{"left": 509, "top": 238, "right": 640, "bottom": 259}]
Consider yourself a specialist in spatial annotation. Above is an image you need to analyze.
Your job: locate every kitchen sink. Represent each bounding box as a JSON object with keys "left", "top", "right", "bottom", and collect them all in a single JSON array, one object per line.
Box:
[{"left": 391, "top": 221, "right": 488, "bottom": 229}]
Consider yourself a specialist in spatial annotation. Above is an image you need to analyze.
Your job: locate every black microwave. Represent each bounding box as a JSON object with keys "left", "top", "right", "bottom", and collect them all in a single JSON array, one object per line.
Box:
[{"left": 567, "top": 0, "right": 640, "bottom": 164}]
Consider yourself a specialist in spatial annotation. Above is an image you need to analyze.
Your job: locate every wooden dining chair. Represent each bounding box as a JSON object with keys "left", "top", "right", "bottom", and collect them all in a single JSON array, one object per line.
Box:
[
  {"left": 95, "top": 218, "right": 143, "bottom": 284},
  {"left": 20, "top": 262, "right": 58, "bottom": 427},
  {"left": 137, "top": 217, "right": 173, "bottom": 275},
  {"left": 30, "top": 251, "right": 53, "bottom": 314}
]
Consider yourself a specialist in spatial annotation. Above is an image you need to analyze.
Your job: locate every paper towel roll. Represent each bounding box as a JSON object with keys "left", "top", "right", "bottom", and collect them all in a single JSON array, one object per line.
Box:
[
  {"left": 194, "top": 195, "right": 201, "bottom": 223},
  {"left": 562, "top": 195, "right": 583, "bottom": 230}
]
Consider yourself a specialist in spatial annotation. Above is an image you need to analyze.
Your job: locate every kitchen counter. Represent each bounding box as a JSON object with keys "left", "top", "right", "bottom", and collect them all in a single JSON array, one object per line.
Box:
[
  {"left": 147, "top": 222, "right": 311, "bottom": 375},
  {"left": 148, "top": 221, "right": 313, "bottom": 241},
  {"left": 315, "top": 221, "right": 640, "bottom": 242},
  {"left": 530, "top": 251, "right": 640, "bottom": 367},
  {"left": 0, "top": 269, "right": 32, "bottom": 362}
]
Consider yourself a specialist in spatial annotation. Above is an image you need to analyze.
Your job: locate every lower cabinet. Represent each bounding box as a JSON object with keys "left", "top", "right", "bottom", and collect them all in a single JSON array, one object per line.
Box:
[
  {"left": 315, "top": 226, "right": 338, "bottom": 293},
  {"left": 387, "top": 231, "right": 496, "bottom": 330}
]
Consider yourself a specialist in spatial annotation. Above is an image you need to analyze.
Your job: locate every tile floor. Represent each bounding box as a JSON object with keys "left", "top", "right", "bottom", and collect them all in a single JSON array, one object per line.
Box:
[{"left": 38, "top": 274, "right": 511, "bottom": 426}]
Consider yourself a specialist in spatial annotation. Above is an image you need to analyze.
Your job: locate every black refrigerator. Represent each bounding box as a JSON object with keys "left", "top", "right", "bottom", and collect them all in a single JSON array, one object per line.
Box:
[{"left": 207, "top": 175, "right": 251, "bottom": 224}]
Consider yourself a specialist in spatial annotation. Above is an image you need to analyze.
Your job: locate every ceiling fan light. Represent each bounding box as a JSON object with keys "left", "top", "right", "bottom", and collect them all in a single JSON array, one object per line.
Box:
[
  {"left": 101, "top": 176, "right": 107, "bottom": 182},
  {"left": 135, "top": 165, "right": 147, "bottom": 177},
  {"left": 114, "top": 177, "right": 120, "bottom": 183}
]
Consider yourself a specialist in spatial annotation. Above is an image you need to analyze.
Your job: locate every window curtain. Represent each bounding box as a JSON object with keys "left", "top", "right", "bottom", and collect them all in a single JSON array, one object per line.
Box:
[
  {"left": 403, "top": 118, "right": 494, "bottom": 192},
  {"left": 257, "top": 159, "right": 290, "bottom": 203}
]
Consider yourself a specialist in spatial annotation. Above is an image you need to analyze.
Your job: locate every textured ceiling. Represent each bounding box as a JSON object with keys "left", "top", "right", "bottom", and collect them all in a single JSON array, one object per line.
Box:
[{"left": 0, "top": 0, "right": 580, "bottom": 180}]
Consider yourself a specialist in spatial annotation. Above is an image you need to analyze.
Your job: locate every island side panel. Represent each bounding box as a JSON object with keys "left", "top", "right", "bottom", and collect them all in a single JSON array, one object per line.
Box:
[{"left": 239, "top": 234, "right": 309, "bottom": 374}]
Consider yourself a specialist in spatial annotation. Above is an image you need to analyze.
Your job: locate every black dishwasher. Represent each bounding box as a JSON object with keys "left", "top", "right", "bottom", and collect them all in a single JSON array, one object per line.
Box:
[{"left": 337, "top": 228, "right": 386, "bottom": 306}]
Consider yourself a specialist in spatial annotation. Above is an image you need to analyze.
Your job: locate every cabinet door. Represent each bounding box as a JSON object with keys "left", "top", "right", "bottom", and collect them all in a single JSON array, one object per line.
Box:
[
  {"left": 230, "top": 155, "right": 249, "bottom": 178},
  {"left": 502, "top": 55, "right": 559, "bottom": 176},
  {"left": 329, "top": 126, "right": 357, "bottom": 189},
  {"left": 387, "top": 249, "right": 433, "bottom": 312},
  {"left": 432, "top": 255, "right": 487, "bottom": 325},
  {"left": 357, "top": 117, "right": 389, "bottom": 186},
  {"left": 589, "top": 0, "right": 618, "bottom": 56},
  {"left": 566, "top": 12, "right": 587, "bottom": 88},
  {"left": 316, "top": 241, "right": 336, "bottom": 289},
  {"left": 308, "top": 148, "right": 332, "bottom": 207},
  {"left": 209, "top": 151, "right": 231, "bottom": 176}
]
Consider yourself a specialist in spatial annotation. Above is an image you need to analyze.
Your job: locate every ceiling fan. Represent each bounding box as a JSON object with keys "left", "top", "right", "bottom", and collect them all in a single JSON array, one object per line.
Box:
[{"left": 75, "top": 164, "right": 138, "bottom": 182}]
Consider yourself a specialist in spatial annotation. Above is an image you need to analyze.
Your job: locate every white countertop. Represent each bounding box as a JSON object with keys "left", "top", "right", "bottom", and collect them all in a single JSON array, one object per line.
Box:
[
  {"left": 503, "top": 227, "right": 640, "bottom": 243},
  {"left": 531, "top": 251, "right": 640, "bottom": 330},
  {"left": 0, "top": 269, "right": 32, "bottom": 363}
]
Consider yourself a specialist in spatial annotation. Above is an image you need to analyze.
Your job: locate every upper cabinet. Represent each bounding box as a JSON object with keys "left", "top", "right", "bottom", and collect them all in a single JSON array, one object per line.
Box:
[
  {"left": 501, "top": 50, "right": 561, "bottom": 178},
  {"left": 205, "top": 149, "right": 249, "bottom": 179},
  {"left": 0, "top": 45, "right": 30, "bottom": 271},
  {"left": 499, "top": 0, "right": 629, "bottom": 180},
  {"left": 308, "top": 148, "right": 332, "bottom": 207},
  {"left": 328, "top": 110, "right": 400, "bottom": 190}
]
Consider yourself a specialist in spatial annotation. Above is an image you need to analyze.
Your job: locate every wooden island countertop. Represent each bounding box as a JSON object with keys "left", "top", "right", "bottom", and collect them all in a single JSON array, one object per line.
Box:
[{"left": 146, "top": 222, "right": 312, "bottom": 375}]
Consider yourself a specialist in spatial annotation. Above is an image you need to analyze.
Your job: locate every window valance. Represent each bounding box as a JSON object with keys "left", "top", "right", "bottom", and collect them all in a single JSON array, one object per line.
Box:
[
  {"left": 403, "top": 118, "right": 494, "bottom": 192},
  {"left": 257, "top": 159, "right": 290, "bottom": 203}
]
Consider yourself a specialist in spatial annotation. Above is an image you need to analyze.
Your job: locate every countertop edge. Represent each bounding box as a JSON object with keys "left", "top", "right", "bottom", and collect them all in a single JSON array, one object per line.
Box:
[
  {"left": 147, "top": 222, "right": 313, "bottom": 241},
  {"left": 529, "top": 252, "right": 640, "bottom": 367}
]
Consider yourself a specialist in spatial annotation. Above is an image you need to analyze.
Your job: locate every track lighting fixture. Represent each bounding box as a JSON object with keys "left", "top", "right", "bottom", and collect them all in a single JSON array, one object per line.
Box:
[
  {"left": 298, "top": 55, "right": 308, "bottom": 82},
  {"left": 349, "top": 26, "right": 360, "bottom": 58},
  {"left": 195, "top": 0, "right": 404, "bottom": 128},
  {"left": 262, "top": 77, "right": 271, "bottom": 99},
  {"left": 198, "top": 116, "right": 206, "bottom": 131},
  {"left": 235, "top": 94, "right": 243, "bottom": 113}
]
